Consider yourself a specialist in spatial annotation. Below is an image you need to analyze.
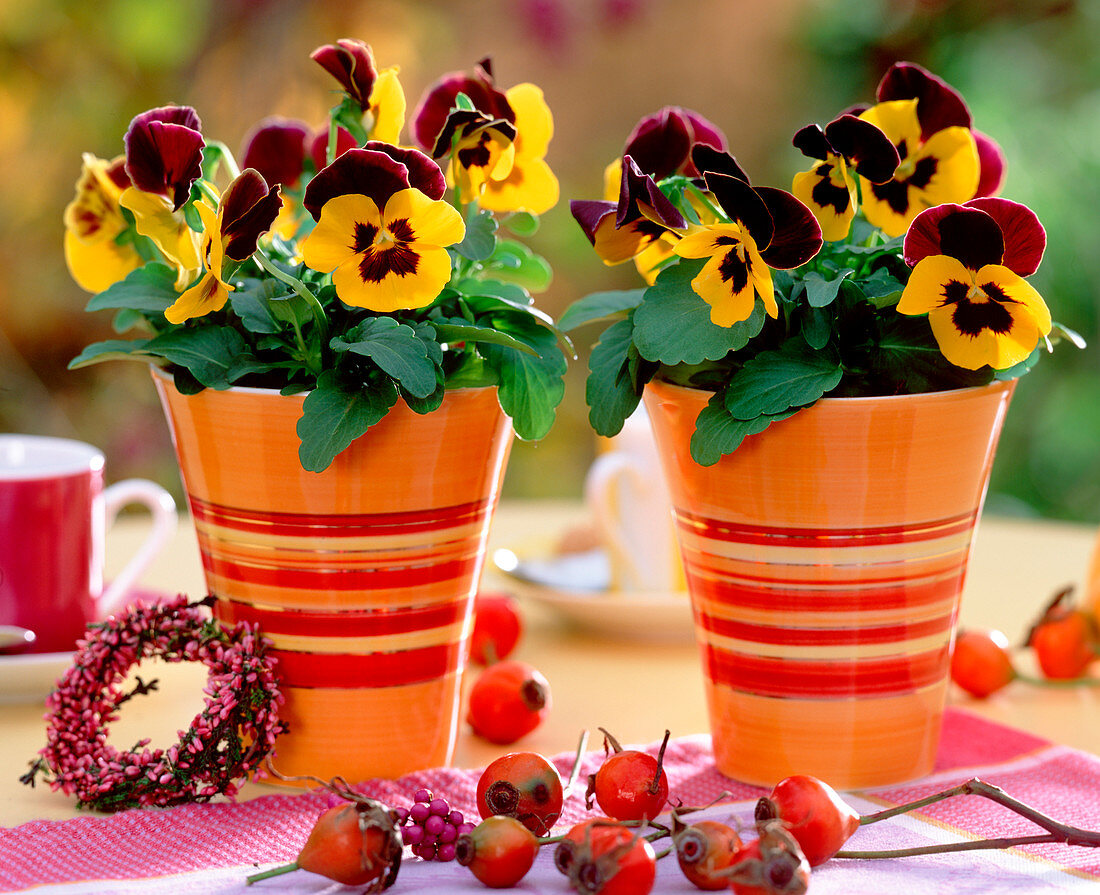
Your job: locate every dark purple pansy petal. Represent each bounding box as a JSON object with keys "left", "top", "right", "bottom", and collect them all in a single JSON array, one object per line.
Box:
[
  {"left": 973, "top": 130, "right": 1006, "bottom": 198},
  {"left": 875, "top": 62, "right": 971, "bottom": 141},
  {"left": 311, "top": 38, "right": 378, "bottom": 111},
  {"left": 705, "top": 171, "right": 773, "bottom": 249},
  {"left": 303, "top": 148, "right": 411, "bottom": 219},
  {"left": 616, "top": 156, "right": 686, "bottom": 231},
  {"left": 755, "top": 187, "right": 822, "bottom": 269},
  {"left": 965, "top": 197, "right": 1045, "bottom": 276},
  {"left": 411, "top": 59, "right": 514, "bottom": 152},
  {"left": 793, "top": 124, "right": 831, "bottom": 162},
  {"left": 904, "top": 204, "right": 1004, "bottom": 271},
  {"left": 429, "top": 108, "right": 516, "bottom": 159},
  {"left": 691, "top": 144, "right": 750, "bottom": 185},
  {"left": 105, "top": 156, "right": 132, "bottom": 191},
  {"left": 362, "top": 141, "right": 447, "bottom": 200},
  {"left": 623, "top": 108, "right": 692, "bottom": 180},
  {"left": 571, "top": 199, "right": 617, "bottom": 246},
  {"left": 682, "top": 110, "right": 727, "bottom": 155},
  {"left": 124, "top": 106, "right": 205, "bottom": 211},
  {"left": 308, "top": 126, "right": 358, "bottom": 173},
  {"left": 823, "top": 114, "right": 899, "bottom": 184},
  {"left": 219, "top": 169, "right": 282, "bottom": 261},
  {"left": 241, "top": 118, "right": 310, "bottom": 187}
]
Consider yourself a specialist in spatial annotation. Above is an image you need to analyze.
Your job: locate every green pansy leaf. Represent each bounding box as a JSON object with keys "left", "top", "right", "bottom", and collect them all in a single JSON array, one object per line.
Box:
[
  {"left": 484, "top": 239, "right": 553, "bottom": 292},
  {"left": 453, "top": 278, "right": 533, "bottom": 308},
  {"left": 444, "top": 352, "right": 498, "bottom": 389},
  {"left": 633, "top": 260, "right": 766, "bottom": 364},
  {"left": 558, "top": 289, "right": 646, "bottom": 332},
  {"left": 143, "top": 326, "right": 249, "bottom": 389},
  {"left": 68, "top": 338, "right": 153, "bottom": 369},
  {"left": 402, "top": 369, "right": 447, "bottom": 415},
  {"left": 453, "top": 207, "right": 498, "bottom": 261},
  {"left": 690, "top": 394, "right": 800, "bottom": 466},
  {"left": 172, "top": 365, "right": 205, "bottom": 395},
  {"left": 724, "top": 341, "right": 843, "bottom": 420},
  {"left": 229, "top": 279, "right": 289, "bottom": 334},
  {"left": 504, "top": 212, "right": 539, "bottom": 237},
  {"left": 112, "top": 308, "right": 148, "bottom": 334},
  {"left": 431, "top": 319, "right": 539, "bottom": 356},
  {"left": 585, "top": 317, "right": 648, "bottom": 437},
  {"left": 269, "top": 294, "right": 315, "bottom": 331},
  {"left": 85, "top": 263, "right": 178, "bottom": 314},
  {"left": 297, "top": 370, "right": 398, "bottom": 473},
  {"left": 330, "top": 317, "right": 439, "bottom": 399},
  {"left": 801, "top": 305, "right": 833, "bottom": 350},
  {"left": 994, "top": 346, "right": 1042, "bottom": 381},
  {"left": 872, "top": 314, "right": 992, "bottom": 392},
  {"left": 802, "top": 269, "right": 852, "bottom": 309},
  {"left": 480, "top": 316, "right": 566, "bottom": 440}
]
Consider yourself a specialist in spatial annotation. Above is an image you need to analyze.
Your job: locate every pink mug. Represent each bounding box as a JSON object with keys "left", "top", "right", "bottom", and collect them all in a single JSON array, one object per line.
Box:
[{"left": 0, "top": 435, "right": 177, "bottom": 654}]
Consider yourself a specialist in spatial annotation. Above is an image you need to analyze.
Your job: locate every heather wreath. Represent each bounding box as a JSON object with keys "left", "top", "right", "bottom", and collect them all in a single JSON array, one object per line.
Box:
[
  {"left": 562, "top": 62, "right": 1081, "bottom": 466},
  {"left": 64, "top": 39, "right": 568, "bottom": 472}
]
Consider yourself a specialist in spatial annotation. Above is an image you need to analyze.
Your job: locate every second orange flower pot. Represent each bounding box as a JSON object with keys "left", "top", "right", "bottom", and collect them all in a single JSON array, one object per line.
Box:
[
  {"left": 153, "top": 369, "right": 512, "bottom": 782},
  {"left": 644, "top": 378, "right": 1015, "bottom": 789}
]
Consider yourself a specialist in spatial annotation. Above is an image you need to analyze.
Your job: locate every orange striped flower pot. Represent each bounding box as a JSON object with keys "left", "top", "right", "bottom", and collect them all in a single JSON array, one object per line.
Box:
[
  {"left": 644, "top": 378, "right": 1015, "bottom": 789},
  {"left": 152, "top": 369, "right": 512, "bottom": 782}
]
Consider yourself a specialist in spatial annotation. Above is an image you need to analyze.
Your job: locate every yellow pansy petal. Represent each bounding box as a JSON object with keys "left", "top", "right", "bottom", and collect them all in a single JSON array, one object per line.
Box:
[
  {"left": 979, "top": 264, "right": 1052, "bottom": 335},
  {"left": 331, "top": 243, "right": 452, "bottom": 312},
  {"left": 792, "top": 167, "right": 854, "bottom": 243},
  {"left": 506, "top": 83, "right": 553, "bottom": 160},
  {"left": 301, "top": 194, "right": 382, "bottom": 274},
  {"left": 119, "top": 186, "right": 204, "bottom": 287},
  {"left": 692, "top": 253, "right": 758, "bottom": 327},
  {"left": 897, "top": 255, "right": 971, "bottom": 316},
  {"left": 164, "top": 272, "right": 229, "bottom": 324},
  {"left": 859, "top": 99, "right": 921, "bottom": 148},
  {"left": 748, "top": 245, "right": 777, "bottom": 318},
  {"left": 63, "top": 230, "right": 142, "bottom": 293},
  {"left": 927, "top": 303, "right": 1039, "bottom": 371},
  {"left": 674, "top": 224, "right": 743, "bottom": 260},
  {"left": 603, "top": 158, "right": 622, "bottom": 202},
  {"left": 480, "top": 156, "right": 559, "bottom": 215},
  {"left": 912, "top": 126, "right": 980, "bottom": 206},
  {"left": 368, "top": 66, "right": 406, "bottom": 145},
  {"left": 384, "top": 188, "right": 465, "bottom": 247},
  {"left": 633, "top": 233, "right": 678, "bottom": 285}
]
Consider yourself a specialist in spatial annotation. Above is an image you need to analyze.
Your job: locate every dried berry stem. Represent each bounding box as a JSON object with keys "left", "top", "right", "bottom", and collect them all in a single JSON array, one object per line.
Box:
[
  {"left": 843, "top": 777, "right": 1100, "bottom": 859},
  {"left": 563, "top": 729, "right": 590, "bottom": 797},
  {"left": 649, "top": 729, "right": 671, "bottom": 796}
]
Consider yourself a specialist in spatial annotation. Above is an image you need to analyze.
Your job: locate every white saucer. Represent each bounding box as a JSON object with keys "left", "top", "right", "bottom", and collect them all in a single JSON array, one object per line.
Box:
[
  {"left": 492, "top": 547, "right": 695, "bottom": 642},
  {"left": 0, "top": 652, "right": 72, "bottom": 704}
]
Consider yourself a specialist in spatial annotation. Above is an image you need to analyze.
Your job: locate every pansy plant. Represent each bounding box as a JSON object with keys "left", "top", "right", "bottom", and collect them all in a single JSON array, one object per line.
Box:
[
  {"left": 65, "top": 39, "right": 568, "bottom": 472},
  {"left": 562, "top": 61, "right": 1081, "bottom": 466}
]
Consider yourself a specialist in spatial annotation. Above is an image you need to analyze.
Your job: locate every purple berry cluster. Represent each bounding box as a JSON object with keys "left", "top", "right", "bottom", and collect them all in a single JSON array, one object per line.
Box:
[{"left": 395, "top": 788, "right": 476, "bottom": 861}]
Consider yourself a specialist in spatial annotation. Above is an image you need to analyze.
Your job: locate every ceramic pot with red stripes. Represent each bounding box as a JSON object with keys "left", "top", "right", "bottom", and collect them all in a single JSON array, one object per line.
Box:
[
  {"left": 644, "top": 378, "right": 1015, "bottom": 789},
  {"left": 152, "top": 368, "right": 512, "bottom": 782}
]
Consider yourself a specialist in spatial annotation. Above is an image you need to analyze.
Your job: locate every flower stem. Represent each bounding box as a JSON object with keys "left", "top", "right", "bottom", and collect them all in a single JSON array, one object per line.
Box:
[
  {"left": 836, "top": 833, "right": 1061, "bottom": 860},
  {"left": 252, "top": 250, "right": 329, "bottom": 372},
  {"left": 245, "top": 861, "right": 299, "bottom": 884}
]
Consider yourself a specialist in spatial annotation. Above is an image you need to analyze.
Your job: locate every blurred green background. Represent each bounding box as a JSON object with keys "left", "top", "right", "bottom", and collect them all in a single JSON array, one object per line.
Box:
[{"left": 1, "top": 0, "right": 1097, "bottom": 519}]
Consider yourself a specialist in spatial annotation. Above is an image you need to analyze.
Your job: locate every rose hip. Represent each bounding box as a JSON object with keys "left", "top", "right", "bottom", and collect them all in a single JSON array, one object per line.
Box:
[
  {"left": 951, "top": 628, "right": 1016, "bottom": 698},
  {"left": 554, "top": 818, "right": 656, "bottom": 895},
  {"left": 1027, "top": 588, "right": 1097, "bottom": 679},
  {"left": 470, "top": 591, "right": 523, "bottom": 664},
  {"left": 476, "top": 750, "right": 564, "bottom": 836},
  {"left": 754, "top": 774, "right": 860, "bottom": 866},
  {"left": 586, "top": 728, "right": 669, "bottom": 822},
  {"left": 726, "top": 820, "right": 810, "bottom": 895},
  {"left": 467, "top": 660, "right": 551, "bottom": 744},
  {"left": 455, "top": 815, "right": 540, "bottom": 888},
  {"left": 673, "top": 818, "right": 743, "bottom": 890},
  {"left": 246, "top": 798, "right": 401, "bottom": 888}
]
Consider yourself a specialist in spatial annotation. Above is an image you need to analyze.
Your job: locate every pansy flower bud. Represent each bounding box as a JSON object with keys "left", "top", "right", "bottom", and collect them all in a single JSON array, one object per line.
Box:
[{"left": 311, "top": 38, "right": 378, "bottom": 112}]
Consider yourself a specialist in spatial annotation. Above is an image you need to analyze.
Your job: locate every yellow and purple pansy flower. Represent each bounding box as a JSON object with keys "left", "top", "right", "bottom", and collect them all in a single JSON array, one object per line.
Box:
[
  {"left": 123, "top": 105, "right": 204, "bottom": 211},
  {"left": 429, "top": 107, "right": 517, "bottom": 205},
  {"left": 792, "top": 114, "right": 900, "bottom": 242},
  {"left": 300, "top": 146, "right": 463, "bottom": 312},
  {"left": 571, "top": 155, "right": 687, "bottom": 267},
  {"left": 673, "top": 145, "right": 822, "bottom": 327},
  {"left": 63, "top": 153, "right": 143, "bottom": 293},
  {"left": 411, "top": 58, "right": 515, "bottom": 154},
  {"left": 619, "top": 106, "right": 727, "bottom": 181},
  {"left": 897, "top": 197, "right": 1051, "bottom": 370},
  {"left": 857, "top": 63, "right": 983, "bottom": 237},
  {"left": 478, "top": 83, "right": 559, "bottom": 215},
  {"left": 165, "top": 169, "right": 281, "bottom": 324}
]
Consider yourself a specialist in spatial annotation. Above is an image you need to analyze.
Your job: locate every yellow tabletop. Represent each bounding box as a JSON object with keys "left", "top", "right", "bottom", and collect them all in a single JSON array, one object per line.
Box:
[{"left": 2, "top": 501, "right": 1098, "bottom": 827}]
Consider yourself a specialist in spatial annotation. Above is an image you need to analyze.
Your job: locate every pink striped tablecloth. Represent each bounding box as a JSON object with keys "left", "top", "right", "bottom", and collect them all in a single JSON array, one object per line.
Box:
[{"left": 2, "top": 708, "right": 1098, "bottom": 893}]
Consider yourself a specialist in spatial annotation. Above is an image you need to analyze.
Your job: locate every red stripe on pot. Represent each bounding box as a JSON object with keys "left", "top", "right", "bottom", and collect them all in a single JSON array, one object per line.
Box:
[
  {"left": 696, "top": 613, "right": 955, "bottom": 646},
  {"left": 204, "top": 554, "right": 480, "bottom": 591},
  {"left": 675, "top": 510, "right": 978, "bottom": 548},
  {"left": 189, "top": 495, "right": 492, "bottom": 538},
  {"left": 684, "top": 572, "right": 966, "bottom": 613},
  {"left": 271, "top": 643, "right": 461, "bottom": 688},
  {"left": 704, "top": 645, "right": 949, "bottom": 698},
  {"left": 216, "top": 599, "right": 466, "bottom": 636}
]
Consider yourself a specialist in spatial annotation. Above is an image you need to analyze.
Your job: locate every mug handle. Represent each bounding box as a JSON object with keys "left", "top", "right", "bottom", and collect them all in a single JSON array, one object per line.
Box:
[
  {"left": 584, "top": 452, "right": 647, "bottom": 591},
  {"left": 97, "top": 479, "right": 179, "bottom": 616}
]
